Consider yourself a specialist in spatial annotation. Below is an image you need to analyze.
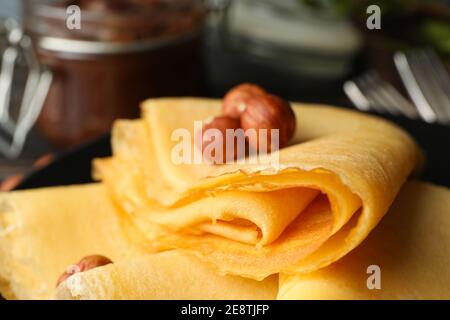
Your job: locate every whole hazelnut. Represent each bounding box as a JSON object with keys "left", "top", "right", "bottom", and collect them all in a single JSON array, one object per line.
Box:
[
  {"left": 240, "top": 94, "right": 296, "bottom": 152},
  {"left": 196, "top": 116, "right": 244, "bottom": 165},
  {"left": 222, "top": 83, "right": 266, "bottom": 118},
  {"left": 56, "top": 255, "right": 112, "bottom": 287}
]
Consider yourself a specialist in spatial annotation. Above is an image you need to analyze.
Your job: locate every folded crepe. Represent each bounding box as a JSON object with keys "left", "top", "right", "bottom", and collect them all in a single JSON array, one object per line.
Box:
[
  {"left": 56, "top": 251, "right": 278, "bottom": 300},
  {"left": 0, "top": 184, "right": 277, "bottom": 300},
  {"left": 0, "top": 184, "right": 141, "bottom": 299},
  {"left": 0, "top": 98, "right": 447, "bottom": 300},
  {"left": 93, "top": 98, "right": 422, "bottom": 280},
  {"left": 54, "top": 181, "right": 450, "bottom": 300},
  {"left": 278, "top": 181, "right": 450, "bottom": 300},
  {"left": 3, "top": 180, "right": 448, "bottom": 300}
]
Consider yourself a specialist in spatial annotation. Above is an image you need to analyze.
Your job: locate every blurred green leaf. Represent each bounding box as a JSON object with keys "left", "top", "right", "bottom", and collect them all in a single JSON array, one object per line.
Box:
[{"left": 422, "top": 20, "right": 450, "bottom": 54}]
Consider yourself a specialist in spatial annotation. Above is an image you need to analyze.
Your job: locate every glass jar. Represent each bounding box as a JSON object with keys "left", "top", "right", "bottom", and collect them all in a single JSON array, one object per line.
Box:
[
  {"left": 204, "top": 0, "right": 361, "bottom": 101},
  {"left": 23, "top": 0, "right": 206, "bottom": 147}
]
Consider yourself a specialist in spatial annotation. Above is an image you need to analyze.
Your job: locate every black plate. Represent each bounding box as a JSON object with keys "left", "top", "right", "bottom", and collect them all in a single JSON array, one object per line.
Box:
[
  {"left": 15, "top": 111, "right": 450, "bottom": 190},
  {"left": 15, "top": 134, "right": 111, "bottom": 190}
]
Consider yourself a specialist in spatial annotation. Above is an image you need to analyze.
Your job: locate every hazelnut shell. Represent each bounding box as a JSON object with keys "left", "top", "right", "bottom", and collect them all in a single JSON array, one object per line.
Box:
[
  {"left": 222, "top": 83, "right": 266, "bottom": 118},
  {"left": 240, "top": 94, "right": 296, "bottom": 151}
]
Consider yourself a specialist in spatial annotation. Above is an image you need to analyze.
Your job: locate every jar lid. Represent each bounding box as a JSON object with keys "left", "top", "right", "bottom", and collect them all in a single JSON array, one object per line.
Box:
[
  {"left": 25, "top": 0, "right": 206, "bottom": 54},
  {"left": 36, "top": 29, "right": 201, "bottom": 55}
]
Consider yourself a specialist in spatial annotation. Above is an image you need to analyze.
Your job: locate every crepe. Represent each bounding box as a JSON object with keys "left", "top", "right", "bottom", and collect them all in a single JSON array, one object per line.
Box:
[
  {"left": 56, "top": 251, "right": 278, "bottom": 300},
  {"left": 0, "top": 184, "right": 277, "bottom": 300},
  {"left": 0, "top": 184, "right": 149, "bottom": 300},
  {"left": 0, "top": 97, "right": 445, "bottom": 300},
  {"left": 278, "top": 181, "right": 450, "bottom": 299},
  {"left": 55, "top": 181, "right": 450, "bottom": 300},
  {"left": 94, "top": 98, "right": 422, "bottom": 279}
]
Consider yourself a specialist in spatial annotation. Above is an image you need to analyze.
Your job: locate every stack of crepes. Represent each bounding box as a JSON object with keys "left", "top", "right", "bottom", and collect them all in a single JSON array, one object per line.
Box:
[{"left": 1, "top": 98, "right": 450, "bottom": 300}]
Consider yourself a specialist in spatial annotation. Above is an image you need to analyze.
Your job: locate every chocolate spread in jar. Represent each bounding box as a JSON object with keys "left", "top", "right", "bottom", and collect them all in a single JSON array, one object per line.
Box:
[{"left": 25, "top": 0, "right": 206, "bottom": 147}]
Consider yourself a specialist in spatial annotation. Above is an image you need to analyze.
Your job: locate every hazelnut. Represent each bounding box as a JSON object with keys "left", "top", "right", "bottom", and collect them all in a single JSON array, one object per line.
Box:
[
  {"left": 222, "top": 83, "right": 266, "bottom": 118},
  {"left": 196, "top": 116, "right": 244, "bottom": 164},
  {"left": 240, "top": 94, "right": 296, "bottom": 152},
  {"left": 56, "top": 255, "right": 112, "bottom": 287}
]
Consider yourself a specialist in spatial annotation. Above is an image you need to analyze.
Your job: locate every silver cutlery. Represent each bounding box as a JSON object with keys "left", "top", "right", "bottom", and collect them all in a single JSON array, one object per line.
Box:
[
  {"left": 345, "top": 48, "right": 450, "bottom": 125},
  {"left": 344, "top": 71, "right": 419, "bottom": 119},
  {"left": 394, "top": 48, "right": 450, "bottom": 124}
]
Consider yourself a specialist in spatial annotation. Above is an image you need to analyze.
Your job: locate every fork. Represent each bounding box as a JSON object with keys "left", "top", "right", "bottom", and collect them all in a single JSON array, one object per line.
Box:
[
  {"left": 394, "top": 48, "right": 450, "bottom": 124},
  {"left": 345, "top": 49, "right": 450, "bottom": 124},
  {"left": 344, "top": 71, "right": 419, "bottom": 119}
]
